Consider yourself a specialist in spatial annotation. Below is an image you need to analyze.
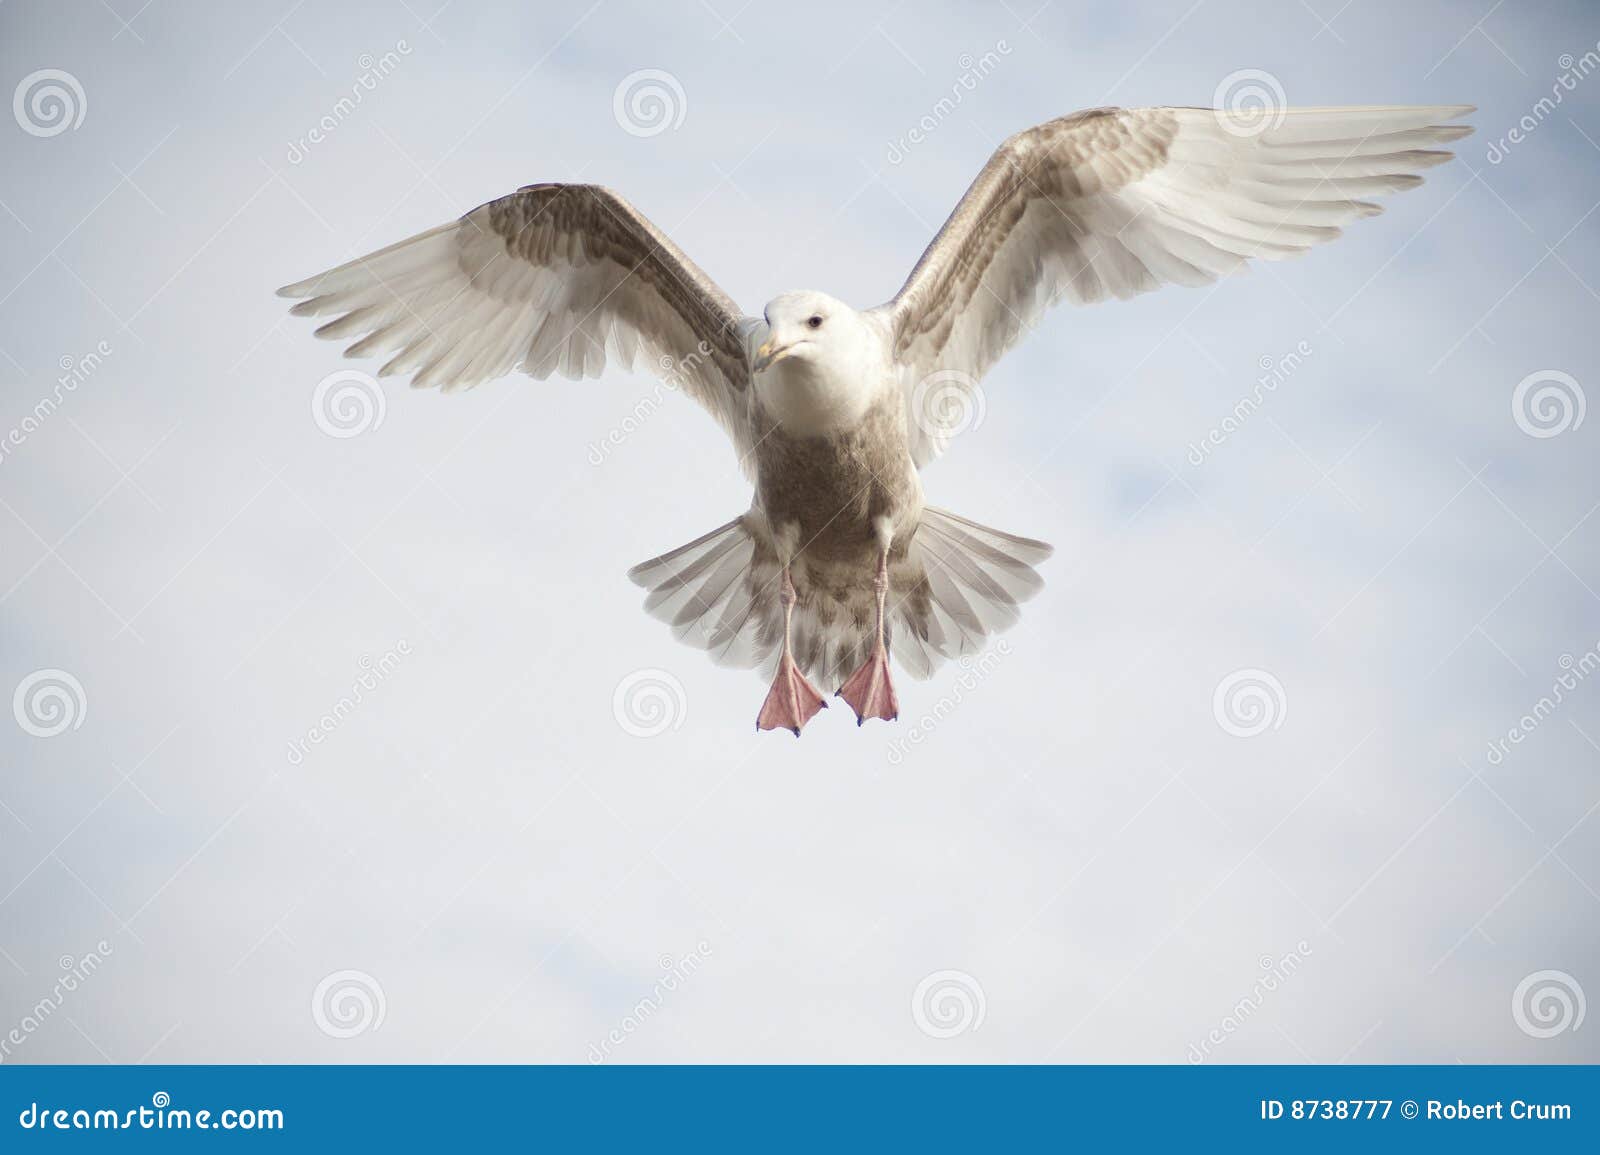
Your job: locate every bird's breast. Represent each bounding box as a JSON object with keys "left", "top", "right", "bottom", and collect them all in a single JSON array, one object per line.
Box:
[{"left": 752, "top": 387, "right": 921, "bottom": 563}]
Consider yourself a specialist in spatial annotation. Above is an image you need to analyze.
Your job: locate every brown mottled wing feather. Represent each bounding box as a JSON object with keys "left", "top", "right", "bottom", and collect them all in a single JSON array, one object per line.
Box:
[
  {"left": 278, "top": 183, "right": 754, "bottom": 454},
  {"left": 879, "top": 105, "right": 1474, "bottom": 465}
]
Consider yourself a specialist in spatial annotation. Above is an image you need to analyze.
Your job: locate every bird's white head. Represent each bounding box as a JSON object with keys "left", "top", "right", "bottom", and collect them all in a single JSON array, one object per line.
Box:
[{"left": 751, "top": 290, "right": 884, "bottom": 435}]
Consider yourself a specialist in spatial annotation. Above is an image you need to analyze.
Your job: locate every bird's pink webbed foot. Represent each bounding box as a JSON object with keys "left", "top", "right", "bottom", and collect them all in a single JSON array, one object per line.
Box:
[
  {"left": 756, "top": 652, "right": 827, "bottom": 737},
  {"left": 837, "top": 645, "right": 898, "bottom": 725},
  {"left": 756, "top": 563, "right": 827, "bottom": 736},
  {"left": 838, "top": 541, "right": 899, "bottom": 726}
]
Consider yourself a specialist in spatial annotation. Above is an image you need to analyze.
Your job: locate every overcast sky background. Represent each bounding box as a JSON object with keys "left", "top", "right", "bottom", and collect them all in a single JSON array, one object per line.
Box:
[{"left": 1, "top": 0, "right": 1596, "bottom": 1064}]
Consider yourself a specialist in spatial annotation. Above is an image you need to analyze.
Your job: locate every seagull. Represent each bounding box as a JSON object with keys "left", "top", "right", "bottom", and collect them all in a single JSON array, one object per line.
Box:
[{"left": 280, "top": 103, "right": 1471, "bottom": 735}]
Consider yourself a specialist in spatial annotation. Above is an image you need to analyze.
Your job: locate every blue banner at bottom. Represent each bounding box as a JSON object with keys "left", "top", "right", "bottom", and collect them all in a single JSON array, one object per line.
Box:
[{"left": 2, "top": 1065, "right": 1594, "bottom": 1150}]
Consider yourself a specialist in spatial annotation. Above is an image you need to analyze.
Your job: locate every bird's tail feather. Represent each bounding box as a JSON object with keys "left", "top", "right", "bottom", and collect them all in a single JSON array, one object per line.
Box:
[
  {"left": 626, "top": 516, "right": 779, "bottom": 672},
  {"left": 890, "top": 506, "right": 1054, "bottom": 680},
  {"left": 628, "top": 507, "right": 1052, "bottom": 687}
]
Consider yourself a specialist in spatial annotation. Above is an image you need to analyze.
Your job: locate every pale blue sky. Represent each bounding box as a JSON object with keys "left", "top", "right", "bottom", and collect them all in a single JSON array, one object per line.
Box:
[{"left": 0, "top": 0, "right": 1596, "bottom": 1062}]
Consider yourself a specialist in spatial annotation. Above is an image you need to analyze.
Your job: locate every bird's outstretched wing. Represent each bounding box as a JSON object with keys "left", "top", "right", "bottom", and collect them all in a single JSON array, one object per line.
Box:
[
  {"left": 279, "top": 183, "right": 755, "bottom": 454},
  {"left": 876, "top": 105, "right": 1473, "bottom": 465}
]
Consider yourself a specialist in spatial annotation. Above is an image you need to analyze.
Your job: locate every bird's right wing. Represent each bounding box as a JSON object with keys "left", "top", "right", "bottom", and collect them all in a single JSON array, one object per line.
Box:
[{"left": 279, "top": 183, "right": 756, "bottom": 457}]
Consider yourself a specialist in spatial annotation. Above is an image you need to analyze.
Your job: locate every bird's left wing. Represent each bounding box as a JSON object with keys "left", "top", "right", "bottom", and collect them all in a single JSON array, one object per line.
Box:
[
  {"left": 876, "top": 105, "right": 1473, "bottom": 465},
  {"left": 279, "top": 183, "right": 755, "bottom": 455}
]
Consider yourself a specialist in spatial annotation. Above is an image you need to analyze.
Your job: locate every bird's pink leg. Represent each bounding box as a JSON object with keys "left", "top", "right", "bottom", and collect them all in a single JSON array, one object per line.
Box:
[
  {"left": 756, "top": 566, "right": 827, "bottom": 737},
  {"left": 837, "top": 546, "right": 899, "bottom": 725}
]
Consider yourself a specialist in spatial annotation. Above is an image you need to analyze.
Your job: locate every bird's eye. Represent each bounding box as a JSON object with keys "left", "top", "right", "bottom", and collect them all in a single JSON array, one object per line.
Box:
[{"left": 807, "top": 315, "right": 824, "bottom": 329}]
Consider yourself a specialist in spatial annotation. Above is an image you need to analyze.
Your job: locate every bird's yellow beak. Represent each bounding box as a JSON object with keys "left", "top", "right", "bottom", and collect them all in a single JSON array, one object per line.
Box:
[{"left": 753, "top": 338, "right": 795, "bottom": 373}]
